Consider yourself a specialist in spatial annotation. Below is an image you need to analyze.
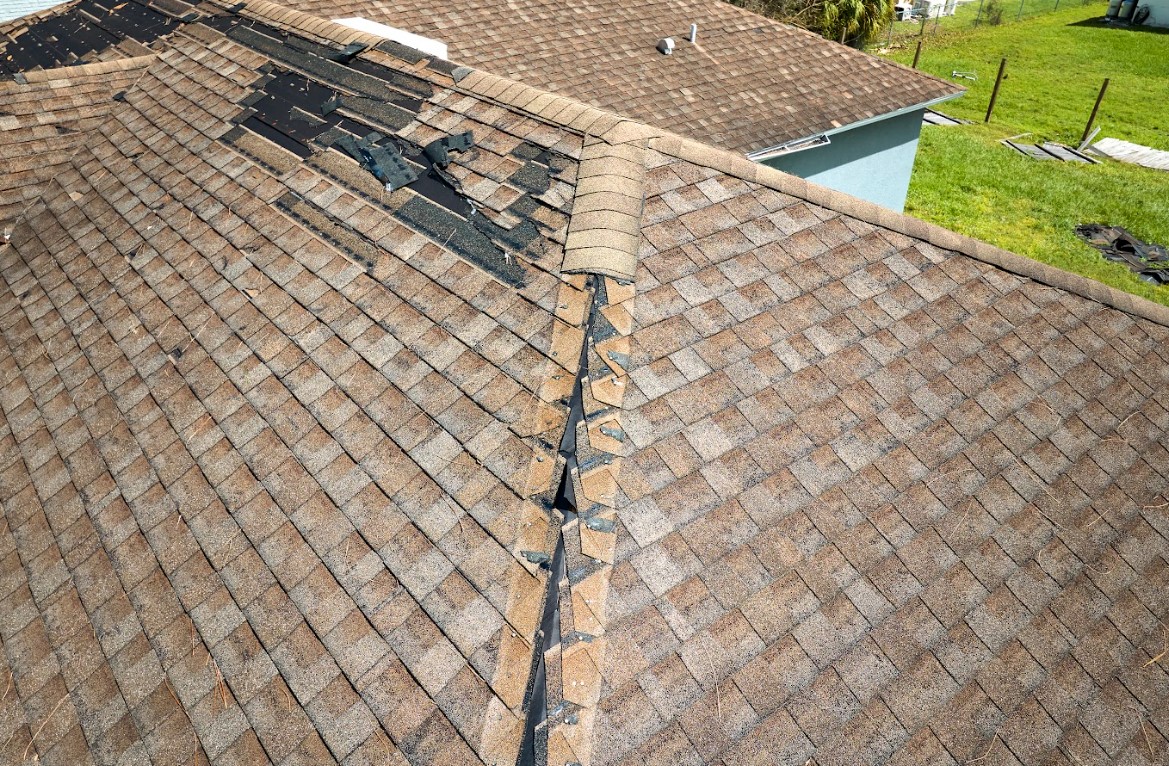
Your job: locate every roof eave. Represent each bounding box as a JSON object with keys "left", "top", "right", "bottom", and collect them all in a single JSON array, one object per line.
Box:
[{"left": 745, "top": 89, "right": 965, "bottom": 162}]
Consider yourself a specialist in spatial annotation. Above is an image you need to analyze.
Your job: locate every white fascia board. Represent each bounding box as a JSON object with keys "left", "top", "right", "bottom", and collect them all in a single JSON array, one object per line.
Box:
[{"left": 746, "top": 90, "right": 963, "bottom": 162}]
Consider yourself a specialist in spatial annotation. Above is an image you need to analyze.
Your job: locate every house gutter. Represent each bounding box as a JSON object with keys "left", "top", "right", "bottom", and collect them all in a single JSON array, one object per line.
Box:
[{"left": 746, "top": 90, "right": 963, "bottom": 162}]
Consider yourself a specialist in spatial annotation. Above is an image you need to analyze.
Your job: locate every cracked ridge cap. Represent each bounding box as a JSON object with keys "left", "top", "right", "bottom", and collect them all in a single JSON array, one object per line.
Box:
[{"left": 18, "top": 54, "right": 156, "bottom": 83}]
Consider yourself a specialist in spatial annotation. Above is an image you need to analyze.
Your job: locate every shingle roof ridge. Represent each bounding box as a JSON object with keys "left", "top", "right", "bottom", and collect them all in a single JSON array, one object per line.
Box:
[
  {"left": 652, "top": 131, "right": 1169, "bottom": 327},
  {"left": 18, "top": 53, "right": 156, "bottom": 83},
  {"left": 204, "top": 0, "right": 384, "bottom": 49},
  {"left": 447, "top": 65, "right": 1169, "bottom": 329}
]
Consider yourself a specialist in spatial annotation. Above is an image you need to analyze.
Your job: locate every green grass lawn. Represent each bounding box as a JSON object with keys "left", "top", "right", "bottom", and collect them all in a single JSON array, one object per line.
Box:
[{"left": 877, "top": 3, "right": 1169, "bottom": 304}]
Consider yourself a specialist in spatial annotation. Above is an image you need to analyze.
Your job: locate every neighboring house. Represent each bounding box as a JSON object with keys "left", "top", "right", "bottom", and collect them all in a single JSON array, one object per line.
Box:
[
  {"left": 0, "top": 0, "right": 64, "bottom": 22},
  {"left": 4, "top": 2, "right": 1169, "bottom": 766},
  {"left": 278, "top": 0, "right": 964, "bottom": 212}
]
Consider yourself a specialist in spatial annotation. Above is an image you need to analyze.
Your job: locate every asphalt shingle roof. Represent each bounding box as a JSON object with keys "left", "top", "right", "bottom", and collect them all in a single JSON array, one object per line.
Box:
[
  {"left": 277, "top": 0, "right": 964, "bottom": 154},
  {"left": 1, "top": 1, "right": 1168, "bottom": 765},
  {"left": 0, "top": 57, "right": 154, "bottom": 231}
]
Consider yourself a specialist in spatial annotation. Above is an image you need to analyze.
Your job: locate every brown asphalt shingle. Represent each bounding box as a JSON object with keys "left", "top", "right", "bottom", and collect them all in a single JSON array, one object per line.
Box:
[
  {"left": 0, "top": 57, "right": 155, "bottom": 232},
  {"left": 0, "top": 1, "right": 1168, "bottom": 765},
  {"left": 279, "top": 0, "right": 963, "bottom": 154},
  {"left": 588, "top": 147, "right": 1169, "bottom": 765}
]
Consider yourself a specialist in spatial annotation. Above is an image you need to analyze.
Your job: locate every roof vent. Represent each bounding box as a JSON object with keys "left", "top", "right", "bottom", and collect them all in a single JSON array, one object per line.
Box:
[
  {"left": 656, "top": 37, "right": 674, "bottom": 55},
  {"left": 689, "top": 24, "right": 698, "bottom": 43}
]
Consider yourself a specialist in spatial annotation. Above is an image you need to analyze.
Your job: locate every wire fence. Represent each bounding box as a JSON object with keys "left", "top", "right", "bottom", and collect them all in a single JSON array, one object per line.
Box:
[{"left": 880, "top": 0, "right": 1096, "bottom": 42}]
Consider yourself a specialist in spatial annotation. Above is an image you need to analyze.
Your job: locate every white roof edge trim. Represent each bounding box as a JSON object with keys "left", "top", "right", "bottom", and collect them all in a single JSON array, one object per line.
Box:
[
  {"left": 331, "top": 17, "right": 448, "bottom": 59},
  {"left": 745, "top": 90, "right": 963, "bottom": 161}
]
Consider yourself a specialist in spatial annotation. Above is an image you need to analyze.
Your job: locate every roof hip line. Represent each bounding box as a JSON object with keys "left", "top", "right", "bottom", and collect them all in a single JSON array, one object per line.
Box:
[{"left": 18, "top": 54, "right": 157, "bottom": 83}]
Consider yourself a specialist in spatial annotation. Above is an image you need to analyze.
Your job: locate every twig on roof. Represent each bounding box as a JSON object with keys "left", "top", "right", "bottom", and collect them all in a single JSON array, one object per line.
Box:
[
  {"left": 164, "top": 678, "right": 181, "bottom": 708},
  {"left": 965, "top": 731, "right": 1000, "bottom": 763},
  {"left": 1083, "top": 559, "right": 1113, "bottom": 575},
  {"left": 1085, "top": 509, "right": 1109, "bottom": 528},
  {"left": 1138, "top": 715, "right": 1155, "bottom": 758},
  {"left": 176, "top": 313, "right": 213, "bottom": 357},
  {"left": 22, "top": 693, "right": 68, "bottom": 760}
]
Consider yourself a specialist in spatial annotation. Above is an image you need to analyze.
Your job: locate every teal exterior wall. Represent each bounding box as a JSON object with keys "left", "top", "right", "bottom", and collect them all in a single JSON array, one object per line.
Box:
[{"left": 761, "top": 109, "right": 926, "bottom": 212}]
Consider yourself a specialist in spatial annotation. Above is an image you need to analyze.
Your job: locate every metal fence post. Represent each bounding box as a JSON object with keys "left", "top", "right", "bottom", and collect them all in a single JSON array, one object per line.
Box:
[
  {"left": 1081, "top": 78, "right": 1110, "bottom": 146},
  {"left": 985, "top": 58, "right": 1007, "bottom": 122}
]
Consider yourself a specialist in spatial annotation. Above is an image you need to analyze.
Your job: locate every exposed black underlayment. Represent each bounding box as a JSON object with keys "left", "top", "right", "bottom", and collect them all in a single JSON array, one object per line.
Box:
[
  {"left": 518, "top": 278, "right": 598, "bottom": 766},
  {"left": 0, "top": 0, "right": 194, "bottom": 77},
  {"left": 214, "top": 17, "right": 433, "bottom": 103},
  {"left": 204, "top": 13, "right": 569, "bottom": 287}
]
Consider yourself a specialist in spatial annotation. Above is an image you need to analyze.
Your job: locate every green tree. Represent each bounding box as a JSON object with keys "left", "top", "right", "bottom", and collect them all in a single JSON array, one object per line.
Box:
[
  {"left": 821, "top": 0, "right": 895, "bottom": 45},
  {"left": 727, "top": 0, "right": 894, "bottom": 47}
]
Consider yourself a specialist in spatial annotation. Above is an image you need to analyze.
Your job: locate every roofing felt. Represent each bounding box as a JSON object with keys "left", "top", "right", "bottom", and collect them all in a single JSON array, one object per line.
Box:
[
  {"left": 273, "top": 0, "right": 964, "bottom": 154},
  {"left": 0, "top": 2, "right": 1168, "bottom": 766}
]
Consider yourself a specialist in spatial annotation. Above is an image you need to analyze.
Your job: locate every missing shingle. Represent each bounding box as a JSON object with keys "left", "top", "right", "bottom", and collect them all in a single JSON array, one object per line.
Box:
[
  {"left": 393, "top": 195, "right": 525, "bottom": 287},
  {"left": 0, "top": 5, "right": 142, "bottom": 75},
  {"left": 276, "top": 192, "right": 380, "bottom": 270},
  {"left": 227, "top": 24, "right": 432, "bottom": 104}
]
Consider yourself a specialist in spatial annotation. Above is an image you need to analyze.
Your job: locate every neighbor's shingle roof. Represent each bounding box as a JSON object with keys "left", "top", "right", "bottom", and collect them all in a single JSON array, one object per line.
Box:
[
  {"left": 0, "top": 0, "right": 66, "bottom": 23},
  {"left": 279, "top": 0, "right": 963, "bottom": 155},
  {"left": 2, "top": 1, "right": 1169, "bottom": 766}
]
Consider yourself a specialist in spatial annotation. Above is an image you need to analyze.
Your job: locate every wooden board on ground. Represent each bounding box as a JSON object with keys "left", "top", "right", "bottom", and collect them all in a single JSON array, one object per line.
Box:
[{"left": 1089, "top": 137, "right": 1169, "bottom": 171}]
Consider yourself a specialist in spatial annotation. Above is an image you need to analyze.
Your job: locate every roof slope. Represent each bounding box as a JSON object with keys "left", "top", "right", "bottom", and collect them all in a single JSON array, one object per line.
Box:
[
  {"left": 1, "top": 2, "right": 1168, "bottom": 766},
  {"left": 592, "top": 143, "right": 1169, "bottom": 765},
  {"left": 277, "top": 0, "right": 962, "bottom": 154},
  {"left": 0, "top": 4, "right": 589, "bottom": 763},
  {"left": 0, "top": 57, "right": 154, "bottom": 231}
]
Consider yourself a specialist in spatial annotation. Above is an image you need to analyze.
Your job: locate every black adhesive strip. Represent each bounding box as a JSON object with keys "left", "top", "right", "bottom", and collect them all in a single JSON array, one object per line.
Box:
[{"left": 275, "top": 193, "right": 379, "bottom": 270}]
